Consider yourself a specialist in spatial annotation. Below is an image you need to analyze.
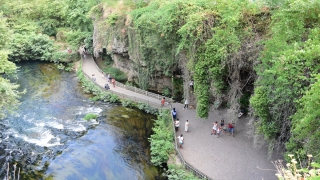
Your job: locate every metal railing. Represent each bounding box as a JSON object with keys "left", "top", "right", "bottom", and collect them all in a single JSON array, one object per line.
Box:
[
  {"left": 82, "top": 56, "right": 211, "bottom": 179},
  {"left": 90, "top": 57, "right": 172, "bottom": 102},
  {"left": 170, "top": 104, "right": 213, "bottom": 180},
  {"left": 82, "top": 72, "right": 171, "bottom": 109}
]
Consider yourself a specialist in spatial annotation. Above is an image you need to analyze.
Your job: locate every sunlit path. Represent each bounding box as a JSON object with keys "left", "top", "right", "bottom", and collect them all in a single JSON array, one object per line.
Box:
[{"left": 81, "top": 55, "right": 277, "bottom": 180}]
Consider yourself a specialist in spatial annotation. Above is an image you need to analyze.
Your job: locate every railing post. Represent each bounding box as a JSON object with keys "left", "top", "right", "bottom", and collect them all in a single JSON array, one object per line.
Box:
[{"left": 135, "top": 87, "right": 136, "bottom": 92}]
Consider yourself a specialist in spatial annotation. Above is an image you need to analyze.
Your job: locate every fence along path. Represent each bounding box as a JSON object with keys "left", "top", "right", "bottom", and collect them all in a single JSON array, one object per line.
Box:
[
  {"left": 81, "top": 55, "right": 213, "bottom": 179},
  {"left": 81, "top": 55, "right": 172, "bottom": 109}
]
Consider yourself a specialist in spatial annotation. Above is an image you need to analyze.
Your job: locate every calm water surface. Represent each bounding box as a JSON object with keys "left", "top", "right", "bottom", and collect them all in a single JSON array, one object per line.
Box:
[{"left": 0, "top": 61, "right": 163, "bottom": 180}]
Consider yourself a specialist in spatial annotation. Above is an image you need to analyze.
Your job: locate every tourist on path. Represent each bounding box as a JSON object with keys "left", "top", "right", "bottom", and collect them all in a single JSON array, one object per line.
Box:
[
  {"left": 107, "top": 74, "right": 111, "bottom": 83},
  {"left": 111, "top": 78, "right": 116, "bottom": 88},
  {"left": 228, "top": 122, "right": 235, "bottom": 137},
  {"left": 91, "top": 74, "right": 96, "bottom": 82},
  {"left": 211, "top": 121, "right": 218, "bottom": 135},
  {"left": 177, "top": 134, "right": 184, "bottom": 148},
  {"left": 189, "top": 80, "right": 194, "bottom": 91},
  {"left": 220, "top": 118, "right": 225, "bottom": 133},
  {"left": 217, "top": 126, "right": 221, "bottom": 138},
  {"left": 185, "top": 120, "right": 190, "bottom": 132},
  {"left": 172, "top": 108, "right": 177, "bottom": 120},
  {"left": 183, "top": 99, "right": 189, "bottom": 109},
  {"left": 161, "top": 97, "right": 165, "bottom": 107},
  {"left": 104, "top": 83, "right": 110, "bottom": 90},
  {"left": 175, "top": 119, "right": 180, "bottom": 132}
]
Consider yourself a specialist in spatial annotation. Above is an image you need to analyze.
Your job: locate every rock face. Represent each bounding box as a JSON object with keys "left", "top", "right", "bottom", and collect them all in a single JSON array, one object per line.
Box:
[{"left": 92, "top": 9, "right": 175, "bottom": 93}]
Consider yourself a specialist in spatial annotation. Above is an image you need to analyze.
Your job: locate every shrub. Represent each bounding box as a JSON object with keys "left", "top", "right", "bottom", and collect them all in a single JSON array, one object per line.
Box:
[
  {"left": 274, "top": 154, "right": 320, "bottom": 180},
  {"left": 166, "top": 164, "right": 203, "bottom": 180},
  {"left": 84, "top": 113, "right": 98, "bottom": 120},
  {"left": 137, "top": 103, "right": 158, "bottom": 115},
  {"left": 103, "top": 66, "right": 127, "bottom": 82},
  {"left": 121, "top": 99, "right": 135, "bottom": 108},
  {"left": 149, "top": 109, "right": 174, "bottom": 166}
]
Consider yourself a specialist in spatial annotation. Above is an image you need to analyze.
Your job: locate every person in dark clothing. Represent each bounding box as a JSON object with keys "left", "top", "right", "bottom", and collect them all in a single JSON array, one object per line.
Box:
[{"left": 104, "top": 83, "right": 110, "bottom": 90}]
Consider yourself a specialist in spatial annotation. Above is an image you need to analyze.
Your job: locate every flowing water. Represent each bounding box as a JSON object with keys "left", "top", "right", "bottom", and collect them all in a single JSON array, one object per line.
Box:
[{"left": 0, "top": 61, "right": 164, "bottom": 180}]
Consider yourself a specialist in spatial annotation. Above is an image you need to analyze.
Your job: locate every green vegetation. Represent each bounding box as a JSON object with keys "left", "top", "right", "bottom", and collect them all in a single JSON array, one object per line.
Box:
[
  {"left": 167, "top": 164, "right": 203, "bottom": 180},
  {"left": 84, "top": 113, "right": 98, "bottom": 120},
  {"left": 1, "top": 0, "right": 320, "bottom": 177},
  {"left": 76, "top": 62, "right": 120, "bottom": 103},
  {"left": 286, "top": 75, "right": 320, "bottom": 162},
  {"left": 251, "top": 0, "right": 320, "bottom": 156},
  {"left": 95, "top": 0, "right": 320, "bottom": 164},
  {"left": 0, "top": 13, "right": 24, "bottom": 119},
  {"left": 274, "top": 154, "right": 320, "bottom": 180},
  {"left": 149, "top": 109, "right": 174, "bottom": 166}
]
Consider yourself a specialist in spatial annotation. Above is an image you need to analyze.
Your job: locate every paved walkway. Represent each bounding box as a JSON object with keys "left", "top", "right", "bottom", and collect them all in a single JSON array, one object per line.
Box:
[
  {"left": 82, "top": 55, "right": 169, "bottom": 108},
  {"left": 81, "top": 55, "right": 277, "bottom": 180}
]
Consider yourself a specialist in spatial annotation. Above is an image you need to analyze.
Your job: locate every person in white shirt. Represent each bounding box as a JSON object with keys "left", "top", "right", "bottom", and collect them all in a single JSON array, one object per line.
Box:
[
  {"left": 177, "top": 134, "right": 184, "bottom": 148},
  {"left": 185, "top": 120, "right": 190, "bottom": 132},
  {"left": 174, "top": 119, "right": 180, "bottom": 132}
]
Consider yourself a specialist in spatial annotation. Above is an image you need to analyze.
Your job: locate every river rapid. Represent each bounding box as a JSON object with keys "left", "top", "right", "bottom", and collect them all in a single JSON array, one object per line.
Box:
[{"left": 0, "top": 61, "right": 164, "bottom": 180}]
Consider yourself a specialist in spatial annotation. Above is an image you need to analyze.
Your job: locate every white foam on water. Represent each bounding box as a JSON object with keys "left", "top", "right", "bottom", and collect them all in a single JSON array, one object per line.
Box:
[
  {"left": 74, "top": 106, "right": 103, "bottom": 115},
  {"left": 45, "top": 117, "right": 64, "bottom": 129},
  {"left": 13, "top": 130, "right": 61, "bottom": 147},
  {"left": 68, "top": 123, "right": 86, "bottom": 132}
]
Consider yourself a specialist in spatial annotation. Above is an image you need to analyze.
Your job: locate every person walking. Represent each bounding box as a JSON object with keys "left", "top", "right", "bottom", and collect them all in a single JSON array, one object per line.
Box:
[
  {"left": 91, "top": 74, "right": 96, "bottom": 82},
  {"left": 189, "top": 80, "right": 194, "bottom": 91},
  {"left": 185, "top": 120, "right": 190, "bottom": 132},
  {"left": 177, "top": 134, "right": 184, "bottom": 148},
  {"left": 107, "top": 74, "right": 111, "bottom": 82},
  {"left": 183, "top": 99, "right": 189, "bottom": 109},
  {"left": 174, "top": 119, "right": 180, "bottom": 132},
  {"left": 211, "top": 121, "right": 218, "bottom": 135},
  {"left": 161, "top": 97, "right": 165, "bottom": 107},
  {"left": 220, "top": 118, "right": 225, "bottom": 133},
  {"left": 228, "top": 122, "right": 235, "bottom": 137},
  {"left": 172, "top": 108, "right": 177, "bottom": 120},
  {"left": 111, "top": 78, "right": 116, "bottom": 88},
  {"left": 104, "top": 83, "right": 110, "bottom": 90},
  {"left": 217, "top": 126, "right": 221, "bottom": 138}
]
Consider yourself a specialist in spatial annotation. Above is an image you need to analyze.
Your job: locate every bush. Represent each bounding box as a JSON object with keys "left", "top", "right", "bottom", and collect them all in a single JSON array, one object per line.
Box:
[
  {"left": 103, "top": 66, "right": 127, "bottom": 82},
  {"left": 121, "top": 99, "right": 135, "bottom": 108},
  {"left": 8, "top": 33, "right": 55, "bottom": 62},
  {"left": 149, "top": 110, "right": 174, "bottom": 166},
  {"left": 137, "top": 103, "right": 158, "bottom": 115},
  {"left": 274, "top": 154, "right": 320, "bottom": 180},
  {"left": 166, "top": 164, "right": 203, "bottom": 180},
  {"left": 84, "top": 113, "right": 98, "bottom": 120}
]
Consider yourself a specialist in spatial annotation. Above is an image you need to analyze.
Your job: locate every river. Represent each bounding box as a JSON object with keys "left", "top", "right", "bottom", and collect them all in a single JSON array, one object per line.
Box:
[{"left": 0, "top": 61, "right": 164, "bottom": 180}]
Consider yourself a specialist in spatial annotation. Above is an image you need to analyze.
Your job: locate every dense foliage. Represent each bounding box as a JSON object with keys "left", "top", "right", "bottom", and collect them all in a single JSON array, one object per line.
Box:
[
  {"left": 251, "top": 0, "right": 320, "bottom": 154},
  {"left": 0, "top": 13, "right": 24, "bottom": 119},
  {"left": 149, "top": 110, "right": 174, "bottom": 166},
  {"left": 97, "top": 0, "right": 320, "bottom": 162},
  {"left": 286, "top": 75, "right": 320, "bottom": 162}
]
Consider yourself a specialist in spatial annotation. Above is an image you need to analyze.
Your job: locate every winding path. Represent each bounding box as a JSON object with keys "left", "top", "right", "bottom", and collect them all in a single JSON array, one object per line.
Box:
[{"left": 81, "top": 55, "right": 277, "bottom": 180}]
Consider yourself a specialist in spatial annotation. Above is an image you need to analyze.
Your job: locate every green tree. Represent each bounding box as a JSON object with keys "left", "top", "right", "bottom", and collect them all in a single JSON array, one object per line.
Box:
[
  {"left": 251, "top": 0, "right": 320, "bottom": 150},
  {"left": 0, "top": 15, "right": 23, "bottom": 119},
  {"left": 286, "top": 75, "right": 320, "bottom": 162},
  {"left": 8, "top": 33, "right": 55, "bottom": 62}
]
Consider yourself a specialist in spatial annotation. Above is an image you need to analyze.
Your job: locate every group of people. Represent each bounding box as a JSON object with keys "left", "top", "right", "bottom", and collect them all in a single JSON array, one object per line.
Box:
[
  {"left": 172, "top": 107, "right": 190, "bottom": 149},
  {"left": 105, "top": 73, "right": 116, "bottom": 88},
  {"left": 173, "top": 106, "right": 236, "bottom": 149},
  {"left": 211, "top": 119, "right": 235, "bottom": 138}
]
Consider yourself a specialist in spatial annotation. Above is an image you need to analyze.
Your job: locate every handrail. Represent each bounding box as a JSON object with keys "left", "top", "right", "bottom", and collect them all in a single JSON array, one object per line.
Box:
[
  {"left": 170, "top": 104, "right": 212, "bottom": 180},
  {"left": 90, "top": 57, "right": 173, "bottom": 103},
  {"left": 81, "top": 66, "right": 171, "bottom": 109},
  {"left": 82, "top": 56, "right": 211, "bottom": 179}
]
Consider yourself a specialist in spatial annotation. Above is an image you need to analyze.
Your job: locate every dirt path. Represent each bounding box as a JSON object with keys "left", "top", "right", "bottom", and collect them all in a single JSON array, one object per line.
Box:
[{"left": 81, "top": 56, "right": 277, "bottom": 180}]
